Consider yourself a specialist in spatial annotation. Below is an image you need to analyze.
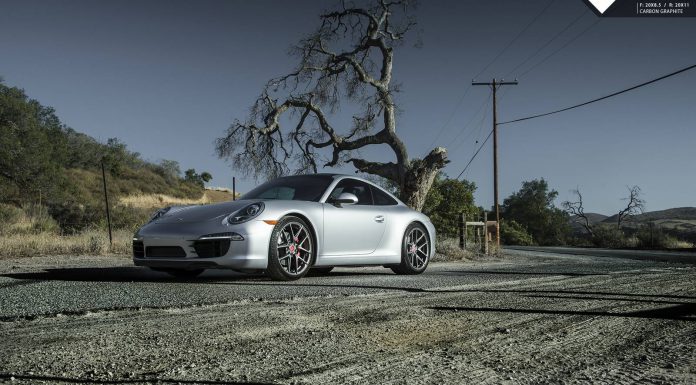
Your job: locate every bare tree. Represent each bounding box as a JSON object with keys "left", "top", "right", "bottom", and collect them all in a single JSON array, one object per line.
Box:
[
  {"left": 215, "top": 0, "right": 448, "bottom": 210},
  {"left": 617, "top": 185, "right": 645, "bottom": 229},
  {"left": 561, "top": 187, "right": 594, "bottom": 237}
]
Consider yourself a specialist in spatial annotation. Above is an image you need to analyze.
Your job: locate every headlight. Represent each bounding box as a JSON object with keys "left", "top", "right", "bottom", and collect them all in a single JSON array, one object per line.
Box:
[
  {"left": 226, "top": 202, "right": 264, "bottom": 225},
  {"left": 149, "top": 207, "right": 171, "bottom": 223}
]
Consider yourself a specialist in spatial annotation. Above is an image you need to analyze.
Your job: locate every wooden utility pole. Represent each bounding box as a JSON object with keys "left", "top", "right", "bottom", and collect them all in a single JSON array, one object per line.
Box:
[
  {"left": 472, "top": 78, "right": 518, "bottom": 247},
  {"left": 101, "top": 161, "right": 113, "bottom": 246}
]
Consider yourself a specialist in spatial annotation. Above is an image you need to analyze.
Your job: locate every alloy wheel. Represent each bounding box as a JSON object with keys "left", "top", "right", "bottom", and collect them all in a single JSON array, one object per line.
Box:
[
  {"left": 405, "top": 227, "right": 429, "bottom": 269},
  {"left": 276, "top": 221, "right": 313, "bottom": 275}
]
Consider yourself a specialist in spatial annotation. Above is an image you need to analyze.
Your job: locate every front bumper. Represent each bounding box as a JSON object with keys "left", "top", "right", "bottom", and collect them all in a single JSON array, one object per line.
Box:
[{"left": 132, "top": 219, "right": 273, "bottom": 270}]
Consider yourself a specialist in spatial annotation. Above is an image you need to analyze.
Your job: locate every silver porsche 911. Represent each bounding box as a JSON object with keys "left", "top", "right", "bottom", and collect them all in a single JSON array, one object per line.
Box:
[{"left": 133, "top": 174, "right": 435, "bottom": 281}]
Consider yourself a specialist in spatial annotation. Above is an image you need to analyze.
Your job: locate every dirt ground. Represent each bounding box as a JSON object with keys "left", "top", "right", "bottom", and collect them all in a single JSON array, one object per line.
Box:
[{"left": 0, "top": 250, "right": 694, "bottom": 384}]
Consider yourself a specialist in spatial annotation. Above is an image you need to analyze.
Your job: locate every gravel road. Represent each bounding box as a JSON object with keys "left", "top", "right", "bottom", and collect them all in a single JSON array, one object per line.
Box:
[{"left": 1, "top": 249, "right": 695, "bottom": 384}]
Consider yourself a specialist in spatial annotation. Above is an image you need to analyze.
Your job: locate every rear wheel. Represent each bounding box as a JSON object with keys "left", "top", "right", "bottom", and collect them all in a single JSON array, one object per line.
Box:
[
  {"left": 391, "top": 223, "right": 430, "bottom": 275},
  {"left": 266, "top": 216, "right": 315, "bottom": 281}
]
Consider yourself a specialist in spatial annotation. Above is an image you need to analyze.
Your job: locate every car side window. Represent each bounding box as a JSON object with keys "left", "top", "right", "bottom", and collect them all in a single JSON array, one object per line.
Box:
[
  {"left": 257, "top": 186, "right": 295, "bottom": 200},
  {"left": 371, "top": 185, "right": 398, "bottom": 206},
  {"left": 328, "top": 179, "right": 373, "bottom": 205}
]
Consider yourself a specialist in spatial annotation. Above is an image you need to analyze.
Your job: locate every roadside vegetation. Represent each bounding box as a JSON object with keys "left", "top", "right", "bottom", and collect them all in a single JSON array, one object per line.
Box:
[{"left": 0, "top": 80, "right": 225, "bottom": 258}]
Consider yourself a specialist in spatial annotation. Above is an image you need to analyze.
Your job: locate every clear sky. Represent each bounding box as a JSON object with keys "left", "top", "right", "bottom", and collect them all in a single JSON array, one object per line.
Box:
[{"left": 1, "top": 0, "right": 694, "bottom": 214}]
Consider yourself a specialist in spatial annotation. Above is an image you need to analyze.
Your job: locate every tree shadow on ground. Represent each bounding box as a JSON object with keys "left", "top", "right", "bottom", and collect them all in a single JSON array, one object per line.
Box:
[
  {"left": 429, "top": 303, "right": 696, "bottom": 321},
  {"left": 435, "top": 269, "right": 607, "bottom": 277},
  {"left": 0, "top": 373, "right": 274, "bottom": 385}
]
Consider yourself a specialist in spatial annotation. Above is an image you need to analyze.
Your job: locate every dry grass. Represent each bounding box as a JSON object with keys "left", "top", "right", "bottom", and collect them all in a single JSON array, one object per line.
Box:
[
  {"left": 0, "top": 229, "right": 132, "bottom": 259},
  {"left": 0, "top": 203, "right": 60, "bottom": 235},
  {"left": 118, "top": 188, "right": 235, "bottom": 210},
  {"left": 433, "top": 237, "right": 479, "bottom": 261}
]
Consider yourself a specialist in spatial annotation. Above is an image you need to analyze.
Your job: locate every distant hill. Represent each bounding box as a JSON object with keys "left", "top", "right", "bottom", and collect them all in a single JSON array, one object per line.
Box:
[
  {"left": 569, "top": 207, "right": 696, "bottom": 242},
  {"left": 602, "top": 207, "right": 696, "bottom": 224},
  {"left": 581, "top": 213, "right": 608, "bottom": 224}
]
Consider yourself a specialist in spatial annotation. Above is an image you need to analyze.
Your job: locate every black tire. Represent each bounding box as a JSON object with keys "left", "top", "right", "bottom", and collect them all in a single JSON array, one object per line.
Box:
[
  {"left": 307, "top": 267, "right": 334, "bottom": 276},
  {"left": 161, "top": 269, "right": 205, "bottom": 278},
  {"left": 390, "top": 222, "right": 431, "bottom": 275},
  {"left": 266, "top": 216, "right": 315, "bottom": 281}
]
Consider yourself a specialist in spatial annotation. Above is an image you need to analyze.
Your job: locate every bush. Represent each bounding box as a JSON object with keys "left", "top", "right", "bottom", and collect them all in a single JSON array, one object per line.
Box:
[
  {"left": 110, "top": 205, "right": 151, "bottom": 232},
  {"left": 0, "top": 203, "right": 23, "bottom": 234},
  {"left": 422, "top": 174, "right": 478, "bottom": 238},
  {"left": 591, "top": 225, "right": 626, "bottom": 248},
  {"left": 634, "top": 224, "right": 686, "bottom": 249},
  {"left": 0, "top": 203, "right": 60, "bottom": 235},
  {"left": 47, "top": 202, "right": 103, "bottom": 234},
  {"left": 500, "top": 219, "right": 535, "bottom": 246}
]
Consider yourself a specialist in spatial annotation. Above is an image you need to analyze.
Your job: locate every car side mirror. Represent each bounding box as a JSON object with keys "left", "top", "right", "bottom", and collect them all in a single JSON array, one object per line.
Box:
[{"left": 332, "top": 192, "right": 358, "bottom": 206}]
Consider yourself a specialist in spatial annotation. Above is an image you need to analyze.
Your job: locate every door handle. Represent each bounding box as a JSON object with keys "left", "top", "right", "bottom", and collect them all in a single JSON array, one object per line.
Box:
[{"left": 374, "top": 215, "right": 385, "bottom": 223}]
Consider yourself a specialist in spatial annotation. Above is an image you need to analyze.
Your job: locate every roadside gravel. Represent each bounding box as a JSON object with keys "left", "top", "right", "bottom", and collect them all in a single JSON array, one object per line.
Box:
[{"left": 1, "top": 251, "right": 694, "bottom": 384}]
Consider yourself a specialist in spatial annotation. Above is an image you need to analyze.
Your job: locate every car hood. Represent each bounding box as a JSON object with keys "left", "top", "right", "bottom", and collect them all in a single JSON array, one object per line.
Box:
[{"left": 154, "top": 200, "right": 257, "bottom": 224}]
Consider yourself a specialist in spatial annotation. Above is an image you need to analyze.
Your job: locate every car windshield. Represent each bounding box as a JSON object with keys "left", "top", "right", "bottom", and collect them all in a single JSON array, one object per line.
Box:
[{"left": 240, "top": 175, "right": 335, "bottom": 202}]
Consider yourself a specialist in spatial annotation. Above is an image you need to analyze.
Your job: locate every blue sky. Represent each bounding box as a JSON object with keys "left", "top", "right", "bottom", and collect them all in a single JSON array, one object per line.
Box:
[{"left": 1, "top": 0, "right": 694, "bottom": 214}]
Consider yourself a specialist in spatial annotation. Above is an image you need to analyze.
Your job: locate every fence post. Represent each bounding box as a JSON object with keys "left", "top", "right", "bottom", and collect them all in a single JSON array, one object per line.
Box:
[
  {"left": 233, "top": 176, "right": 236, "bottom": 201},
  {"left": 101, "top": 161, "right": 113, "bottom": 246},
  {"left": 482, "top": 210, "right": 488, "bottom": 255},
  {"left": 459, "top": 212, "right": 465, "bottom": 249}
]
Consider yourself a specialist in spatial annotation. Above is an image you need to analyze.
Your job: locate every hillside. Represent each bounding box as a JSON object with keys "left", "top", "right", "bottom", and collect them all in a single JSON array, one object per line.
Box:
[
  {"left": 602, "top": 207, "right": 696, "bottom": 224},
  {"left": 568, "top": 212, "right": 609, "bottom": 233},
  {"left": 568, "top": 207, "right": 696, "bottom": 244},
  {"left": 0, "top": 80, "right": 213, "bottom": 233}
]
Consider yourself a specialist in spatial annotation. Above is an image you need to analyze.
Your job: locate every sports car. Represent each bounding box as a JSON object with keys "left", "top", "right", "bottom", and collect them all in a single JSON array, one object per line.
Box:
[{"left": 133, "top": 174, "right": 435, "bottom": 281}]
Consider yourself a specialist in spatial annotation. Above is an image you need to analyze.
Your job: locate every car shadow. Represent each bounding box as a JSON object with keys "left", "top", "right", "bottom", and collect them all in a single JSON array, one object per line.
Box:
[
  {"left": 1, "top": 267, "right": 257, "bottom": 283},
  {"left": 0, "top": 266, "right": 394, "bottom": 284},
  {"left": 0, "top": 373, "right": 274, "bottom": 385}
]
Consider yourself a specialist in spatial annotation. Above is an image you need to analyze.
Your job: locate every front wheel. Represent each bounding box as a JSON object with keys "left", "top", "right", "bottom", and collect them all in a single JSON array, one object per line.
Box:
[
  {"left": 390, "top": 223, "right": 430, "bottom": 275},
  {"left": 266, "top": 216, "right": 315, "bottom": 281}
]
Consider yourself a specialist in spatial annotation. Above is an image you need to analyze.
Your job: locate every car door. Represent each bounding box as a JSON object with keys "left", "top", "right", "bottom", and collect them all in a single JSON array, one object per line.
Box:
[{"left": 322, "top": 178, "right": 386, "bottom": 255}]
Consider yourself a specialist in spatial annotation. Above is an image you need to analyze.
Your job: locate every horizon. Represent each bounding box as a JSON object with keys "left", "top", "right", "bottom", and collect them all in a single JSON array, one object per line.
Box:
[{"left": 1, "top": 0, "right": 694, "bottom": 213}]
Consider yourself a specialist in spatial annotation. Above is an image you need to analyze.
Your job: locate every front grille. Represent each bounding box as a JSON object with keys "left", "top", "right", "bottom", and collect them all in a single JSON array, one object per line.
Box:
[
  {"left": 133, "top": 240, "right": 144, "bottom": 258},
  {"left": 145, "top": 246, "right": 186, "bottom": 258},
  {"left": 192, "top": 239, "right": 231, "bottom": 258}
]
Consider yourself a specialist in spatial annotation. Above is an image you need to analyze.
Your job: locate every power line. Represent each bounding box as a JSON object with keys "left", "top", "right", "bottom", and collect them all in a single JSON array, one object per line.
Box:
[
  {"left": 427, "top": 0, "right": 555, "bottom": 157},
  {"left": 455, "top": 63, "right": 696, "bottom": 179},
  {"left": 500, "top": 63, "right": 696, "bottom": 125},
  {"left": 456, "top": 129, "right": 493, "bottom": 180},
  {"left": 474, "top": 0, "right": 557, "bottom": 80},
  {"left": 518, "top": 18, "right": 602, "bottom": 78},
  {"left": 447, "top": 90, "right": 491, "bottom": 149},
  {"left": 504, "top": 9, "right": 589, "bottom": 79},
  {"left": 459, "top": 109, "right": 490, "bottom": 180},
  {"left": 423, "top": 85, "right": 472, "bottom": 155},
  {"left": 449, "top": 97, "right": 489, "bottom": 154}
]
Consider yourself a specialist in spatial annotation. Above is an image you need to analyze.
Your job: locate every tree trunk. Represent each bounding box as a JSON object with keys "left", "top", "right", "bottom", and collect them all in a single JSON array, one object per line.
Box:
[{"left": 400, "top": 147, "right": 448, "bottom": 211}]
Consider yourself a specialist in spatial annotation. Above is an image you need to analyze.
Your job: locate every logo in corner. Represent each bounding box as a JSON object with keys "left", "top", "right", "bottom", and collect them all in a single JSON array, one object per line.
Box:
[{"left": 587, "top": 0, "right": 617, "bottom": 14}]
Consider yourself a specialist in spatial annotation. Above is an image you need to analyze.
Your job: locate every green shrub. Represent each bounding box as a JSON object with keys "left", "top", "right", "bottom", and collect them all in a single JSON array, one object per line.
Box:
[
  {"left": 0, "top": 203, "right": 23, "bottom": 234},
  {"left": 635, "top": 224, "right": 684, "bottom": 249},
  {"left": 500, "top": 219, "right": 535, "bottom": 246},
  {"left": 591, "top": 225, "right": 626, "bottom": 248},
  {"left": 47, "top": 203, "right": 103, "bottom": 234},
  {"left": 109, "top": 205, "right": 151, "bottom": 232}
]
